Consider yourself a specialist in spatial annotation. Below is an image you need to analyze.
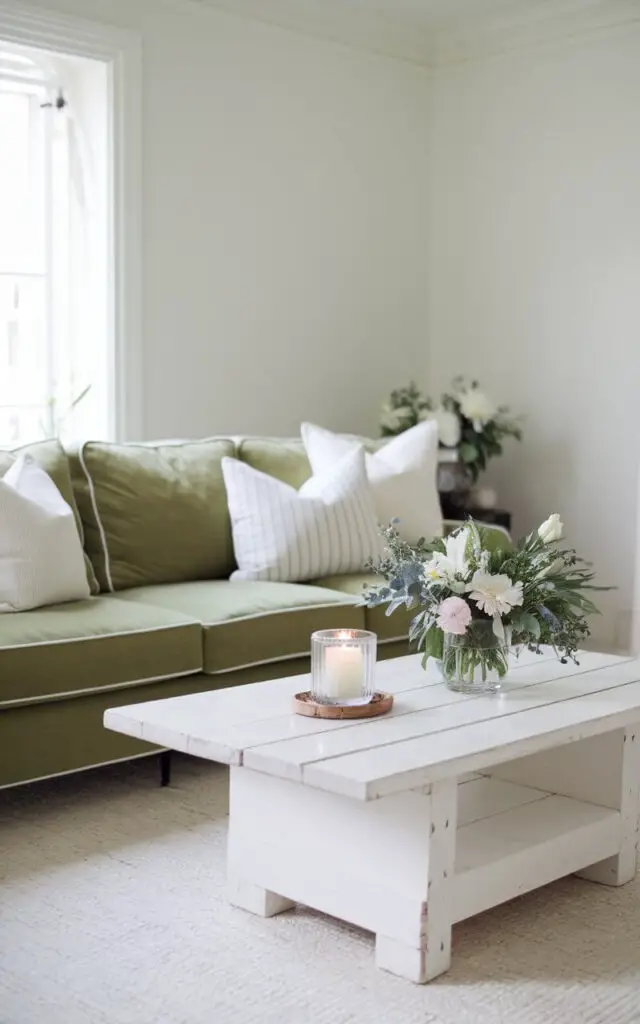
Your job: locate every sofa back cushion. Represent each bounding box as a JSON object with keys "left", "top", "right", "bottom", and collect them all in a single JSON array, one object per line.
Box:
[
  {"left": 0, "top": 439, "right": 99, "bottom": 594},
  {"left": 237, "top": 435, "right": 387, "bottom": 488},
  {"left": 237, "top": 438, "right": 312, "bottom": 489},
  {"left": 68, "top": 439, "right": 236, "bottom": 591}
]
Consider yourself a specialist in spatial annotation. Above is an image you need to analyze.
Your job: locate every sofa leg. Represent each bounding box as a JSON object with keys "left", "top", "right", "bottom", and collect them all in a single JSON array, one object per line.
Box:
[{"left": 159, "top": 750, "right": 172, "bottom": 787}]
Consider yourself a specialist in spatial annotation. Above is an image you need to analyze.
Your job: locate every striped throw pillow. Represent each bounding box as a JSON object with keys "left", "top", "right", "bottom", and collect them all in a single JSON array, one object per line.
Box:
[{"left": 222, "top": 447, "right": 381, "bottom": 582}]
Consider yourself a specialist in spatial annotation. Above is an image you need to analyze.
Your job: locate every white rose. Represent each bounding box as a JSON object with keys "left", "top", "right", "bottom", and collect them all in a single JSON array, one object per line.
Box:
[
  {"left": 459, "top": 388, "right": 495, "bottom": 432},
  {"left": 538, "top": 513, "right": 563, "bottom": 544},
  {"left": 431, "top": 407, "right": 461, "bottom": 447}
]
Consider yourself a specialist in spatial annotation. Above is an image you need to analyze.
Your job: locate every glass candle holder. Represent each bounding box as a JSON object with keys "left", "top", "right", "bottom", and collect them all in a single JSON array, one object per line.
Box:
[{"left": 311, "top": 629, "right": 377, "bottom": 706}]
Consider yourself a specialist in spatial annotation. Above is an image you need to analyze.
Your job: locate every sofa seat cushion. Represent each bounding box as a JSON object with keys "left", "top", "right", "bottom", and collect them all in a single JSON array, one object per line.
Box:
[
  {"left": 115, "top": 580, "right": 365, "bottom": 674},
  {"left": 0, "top": 596, "right": 203, "bottom": 706},
  {"left": 312, "top": 574, "right": 415, "bottom": 645}
]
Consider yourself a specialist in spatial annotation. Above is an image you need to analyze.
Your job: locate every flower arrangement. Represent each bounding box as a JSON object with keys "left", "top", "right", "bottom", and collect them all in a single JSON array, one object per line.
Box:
[
  {"left": 379, "top": 382, "right": 432, "bottom": 437},
  {"left": 364, "top": 515, "right": 607, "bottom": 690},
  {"left": 379, "top": 378, "right": 522, "bottom": 482}
]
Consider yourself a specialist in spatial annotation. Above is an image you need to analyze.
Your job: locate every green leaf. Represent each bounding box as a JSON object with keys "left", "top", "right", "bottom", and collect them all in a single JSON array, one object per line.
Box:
[
  {"left": 511, "top": 610, "right": 541, "bottom": 640},
  {"left": 564, "top": 593, "right": 600, "bottom": 615},
  {"left": 423, "top": 624, "right": 444, "bottom": 661},
  {"left": 409, "top": 609, "right": 428, "bottom": 639},
  {"left": 466, "top": 519, "right": 483, "bottom": 559},
  {"left": 459, "top": 442, "right": 478, "bottom": 464}
]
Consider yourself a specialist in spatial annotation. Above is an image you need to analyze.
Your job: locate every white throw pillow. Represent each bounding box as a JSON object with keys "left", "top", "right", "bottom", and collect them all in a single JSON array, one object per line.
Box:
[
  {"left": 301, "top": 420, "right": 442, "bottom": 544},
  {"left": 222, "top": 447, "right": 381, "bottom": 582},
  {"left": 0, "top": 455, "right": 91, "bottom": 612}
]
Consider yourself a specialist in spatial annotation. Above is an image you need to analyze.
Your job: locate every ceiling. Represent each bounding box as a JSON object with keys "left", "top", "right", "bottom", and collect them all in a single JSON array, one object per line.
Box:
[{"left": 192, "top": 0, "right": 638, "bottom": 66}]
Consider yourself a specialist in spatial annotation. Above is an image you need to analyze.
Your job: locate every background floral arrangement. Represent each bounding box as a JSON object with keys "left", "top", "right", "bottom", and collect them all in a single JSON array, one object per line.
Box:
[
  {"left": 380, "top": 377, "right": 522, "bottom": 482},
  {"left": 379, "top": 382, "right": 431, "bottom": 436},
  {"left": 364, "top": 515, "right": 606, "bottom": 680}
]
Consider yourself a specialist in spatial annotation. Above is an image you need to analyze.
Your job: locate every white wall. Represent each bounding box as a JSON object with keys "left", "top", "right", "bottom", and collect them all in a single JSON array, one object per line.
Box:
[
  {"left": 429, "top": 27, "right": 640, "bottom": 650},
  {"left": 21, "top": 0, "right": 431, "bottom": 439}
]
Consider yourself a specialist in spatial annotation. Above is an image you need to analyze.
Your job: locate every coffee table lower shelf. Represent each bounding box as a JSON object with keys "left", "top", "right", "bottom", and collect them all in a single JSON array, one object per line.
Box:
[
  {"left": 453, "top": 783, "right": 619, "bottom": 922},
  {"left": 228, "top": 770, "right": 622, "bottom": 983}
]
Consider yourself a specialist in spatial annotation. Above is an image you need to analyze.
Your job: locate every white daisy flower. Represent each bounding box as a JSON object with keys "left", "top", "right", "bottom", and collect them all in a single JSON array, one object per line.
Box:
[
  {"left": 467, "top": 571, "right": 524, "bottom": 616},
  {"left": 459, "top": 388, "right": 495, "bottom": 432}
]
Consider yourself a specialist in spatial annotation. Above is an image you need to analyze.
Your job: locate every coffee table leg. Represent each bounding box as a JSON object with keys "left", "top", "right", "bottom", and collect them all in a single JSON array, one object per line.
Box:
[
  {"left": 578, "top": 725, "right": 640, "bottom": 887},
  {"left": 227, "top": 768, "right": 457, "bottom": 982},
  {"left": 228, "top": 878, "right": 295, "bottom": 918},
  {"left": 375, "top": 779, "right": 457, "bottom": 983}
]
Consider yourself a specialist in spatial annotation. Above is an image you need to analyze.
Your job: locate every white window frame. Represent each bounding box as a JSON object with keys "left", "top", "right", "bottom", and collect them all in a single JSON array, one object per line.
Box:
[{"left": 0, "top": 0, "right": 142, "bottom": 441}]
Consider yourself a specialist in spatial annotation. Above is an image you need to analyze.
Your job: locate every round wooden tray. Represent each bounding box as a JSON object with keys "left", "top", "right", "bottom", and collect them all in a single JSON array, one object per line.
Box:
[{"left": 293, "top": 691, "right": 393, "bottom": 719}]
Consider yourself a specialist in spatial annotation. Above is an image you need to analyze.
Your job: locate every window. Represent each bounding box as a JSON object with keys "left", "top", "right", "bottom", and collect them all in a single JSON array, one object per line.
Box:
[{"left": 0, "top": 41, "right": 110, "bottom": 446}]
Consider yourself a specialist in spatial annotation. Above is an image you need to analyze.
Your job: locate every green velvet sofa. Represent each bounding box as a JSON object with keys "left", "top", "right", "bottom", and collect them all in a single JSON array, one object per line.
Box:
[{"left": 0, "top": 435, "right": 509, "bottom": 789}]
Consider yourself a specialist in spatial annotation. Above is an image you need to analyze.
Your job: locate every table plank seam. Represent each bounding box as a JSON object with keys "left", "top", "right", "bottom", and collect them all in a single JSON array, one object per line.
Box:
[
  {"left": 300, "top": 689, "right": 640, "bottom": 800},
  {"left": 363, "top": 708, "right": 640, "bottom": 800},
  {"left": 237, "top": 656, "right": 635, "bottom": 759},
  {"left": 247, "top": 660, "right": 639, "bottom": 771},
  {"left": 198, "top": 650, "right": 565, "bottom": 741}
]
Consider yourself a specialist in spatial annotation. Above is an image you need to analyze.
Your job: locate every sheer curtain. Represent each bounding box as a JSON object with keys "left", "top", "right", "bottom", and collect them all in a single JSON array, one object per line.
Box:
[{"left": 0, "top": 42, "right": 108, "bottom": 446}]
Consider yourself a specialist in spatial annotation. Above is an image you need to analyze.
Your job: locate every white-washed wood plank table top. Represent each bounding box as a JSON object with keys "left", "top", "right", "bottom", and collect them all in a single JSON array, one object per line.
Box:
[{"left": 105, "top": 648, "right": 640, "bottom": 800}]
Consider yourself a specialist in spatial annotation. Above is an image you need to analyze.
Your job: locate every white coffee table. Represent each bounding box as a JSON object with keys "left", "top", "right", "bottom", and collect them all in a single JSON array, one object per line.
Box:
[{"left": 104, "top": 648, "right": 640, "bottom": 983}]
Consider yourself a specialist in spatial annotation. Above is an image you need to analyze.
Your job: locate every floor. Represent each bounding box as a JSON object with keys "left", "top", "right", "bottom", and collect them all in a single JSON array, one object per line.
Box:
[{"left": 2, "top": 755, "right": 640, "bottom": 1024}]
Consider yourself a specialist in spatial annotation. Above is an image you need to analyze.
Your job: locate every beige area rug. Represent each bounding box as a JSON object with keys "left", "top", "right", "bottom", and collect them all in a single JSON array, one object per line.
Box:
[{"left": 2, "top": 755, "right": 640, "bottom": 1024}]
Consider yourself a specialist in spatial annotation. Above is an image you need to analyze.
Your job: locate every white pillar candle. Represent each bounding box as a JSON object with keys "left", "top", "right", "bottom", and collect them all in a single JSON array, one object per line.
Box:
[{"left": 323, "top": 643, "right": 365, "bottom": 701}]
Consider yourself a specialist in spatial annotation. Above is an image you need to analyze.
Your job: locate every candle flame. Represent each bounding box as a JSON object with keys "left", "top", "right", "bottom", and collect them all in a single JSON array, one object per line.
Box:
[{"left": 337, "top": 630, "right": 354, "bottom": 641}]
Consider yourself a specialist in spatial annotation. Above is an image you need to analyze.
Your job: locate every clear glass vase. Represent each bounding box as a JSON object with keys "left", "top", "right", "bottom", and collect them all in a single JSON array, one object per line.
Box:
[{"left": 440, "top": 619, "right": 511, "bottom": 694}]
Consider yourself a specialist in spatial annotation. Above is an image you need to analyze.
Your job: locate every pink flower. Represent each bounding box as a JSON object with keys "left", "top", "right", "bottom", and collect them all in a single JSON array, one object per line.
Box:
[{"left": 436, "top": 596, "right": 472, "bottom": 635}]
